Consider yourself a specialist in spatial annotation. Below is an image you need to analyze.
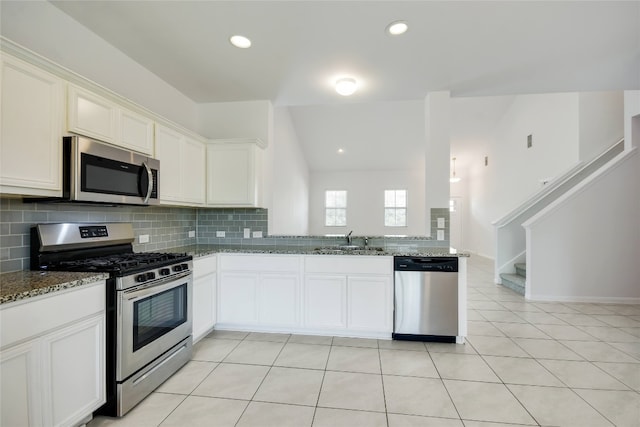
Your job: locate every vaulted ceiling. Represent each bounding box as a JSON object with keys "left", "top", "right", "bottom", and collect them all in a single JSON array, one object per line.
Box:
[
  {"left": 14, "top": 1, "right": 640, "bottom": 171},
  {"left": 50, "top": 1, "right": 640, "bottom": 106}
]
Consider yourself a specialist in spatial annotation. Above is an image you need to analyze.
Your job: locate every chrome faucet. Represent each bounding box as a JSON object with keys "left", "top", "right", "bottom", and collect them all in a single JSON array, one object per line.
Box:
[{"left": 346, "top": 230, "right": 353, "bottom": 245}]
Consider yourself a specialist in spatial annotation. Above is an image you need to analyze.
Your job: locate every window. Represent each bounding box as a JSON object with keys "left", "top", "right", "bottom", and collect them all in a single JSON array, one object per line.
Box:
[
  {"left": 325, "top": 190, "right": 347, "bottom": 226},
  {"left": 384, "top": 189, "right": 407, "bottom": 227}
]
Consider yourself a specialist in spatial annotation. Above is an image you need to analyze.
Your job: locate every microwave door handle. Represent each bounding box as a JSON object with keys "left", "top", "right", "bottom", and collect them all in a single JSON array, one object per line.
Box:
[{"left": 142, "top": 162, "right": 153, "bottom": 204}]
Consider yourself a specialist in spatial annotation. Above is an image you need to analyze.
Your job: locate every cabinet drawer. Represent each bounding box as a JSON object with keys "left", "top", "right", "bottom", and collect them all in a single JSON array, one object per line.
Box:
[
  {"left": 219, "top": 254, "right": 300, "bottom": 272},
  {"left": 0, "top": 281, "right": 105, "bottom": 348},
  {"left": 304, "top": 256, "right": 392, "bottom": 275}
]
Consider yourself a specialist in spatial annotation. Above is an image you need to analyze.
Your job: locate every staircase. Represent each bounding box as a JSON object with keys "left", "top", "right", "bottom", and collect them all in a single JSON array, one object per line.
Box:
[{"left": 499, "top": 263, "right": 526, "bottom": 295}]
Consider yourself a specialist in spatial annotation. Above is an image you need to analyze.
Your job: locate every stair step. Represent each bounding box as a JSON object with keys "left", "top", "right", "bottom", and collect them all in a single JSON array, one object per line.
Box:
[
  {"left": 499, "top": 273, "right": 525, "bottom": 295},
  {"left": 514, "top": 263, "right": 527, "bottom": 278}
]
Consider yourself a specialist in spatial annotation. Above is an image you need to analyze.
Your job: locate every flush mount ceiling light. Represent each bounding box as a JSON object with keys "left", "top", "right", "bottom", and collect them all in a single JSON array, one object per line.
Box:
[
  {"left": 229, "top": 35, "right": 251, "bottom": 48},
  {"left": 335, "top": 77, "right": 358, "bottom": 96},
  {"left": 386, "top": 20, "right": 408, "bottom": 36},
  {"left": 450, "top": 157, "right": 461, "bottom": 183}
]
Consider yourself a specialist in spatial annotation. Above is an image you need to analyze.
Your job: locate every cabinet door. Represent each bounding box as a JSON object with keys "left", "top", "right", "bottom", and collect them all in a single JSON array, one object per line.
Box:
[
  {"left": 347, "top": 276, "right": 393, "bottom": 333},
  {"left": 155, "top": 125, "right": 183, "bottom": 203},
  {"left": 119, "top": 108, "right": 154, "bottom": 155},
  {"left": 206, "top": 143, "right": 257, "bottom": 206},
  {"left": 0, "top": 340, "right": 42, "bottom": 427},
  {"left": 258, "top": 273, "right": 299, "bottom": 326},
  {"left": 68, "top": 85, "right": 116, "bottom": 144},
  {"left": 218, "top": 272, "right": 258, "bottom": 324},
  {"left": 181, "top": 137, "right": 206, "bottom": 204},
  {"left": 304, "top": 275, "right": 347, "bottom": 329},
  {"left": 42, "top": 314, "right": 105, "bottom": 427},
  {"left": 1, "top": 55, "right": 63, "bottom": 196},
  {"left": 193, "top": 272, "right": 216, "bottom": 342}
]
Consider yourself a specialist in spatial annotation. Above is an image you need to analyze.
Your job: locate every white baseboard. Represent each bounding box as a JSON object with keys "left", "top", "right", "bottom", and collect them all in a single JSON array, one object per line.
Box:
[{"left": 527, "top": 294, "right": 640, "bottom": 304}]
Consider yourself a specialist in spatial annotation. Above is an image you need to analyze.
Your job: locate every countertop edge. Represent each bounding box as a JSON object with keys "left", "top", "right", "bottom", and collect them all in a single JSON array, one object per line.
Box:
[{"left": 0, "top": 271, "right": 110, "bottom": 306}]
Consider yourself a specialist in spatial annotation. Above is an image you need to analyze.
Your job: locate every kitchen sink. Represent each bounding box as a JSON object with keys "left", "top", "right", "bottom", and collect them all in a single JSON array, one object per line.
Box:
[{"left": 313, "top": 246, "right": 385, "bottom": 252}]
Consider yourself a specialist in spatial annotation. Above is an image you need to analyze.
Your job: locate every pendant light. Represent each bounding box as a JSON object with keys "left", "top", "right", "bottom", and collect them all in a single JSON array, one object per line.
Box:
[{"left": 450, "top": 157, "right": 461, "bottom": 183}]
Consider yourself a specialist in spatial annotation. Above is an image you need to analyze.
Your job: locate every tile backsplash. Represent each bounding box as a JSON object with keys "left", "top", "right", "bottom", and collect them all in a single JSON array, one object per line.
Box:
[
  {"left": 0, "top": 197, "right": 267, "bottom": 273},
  {"left": 1, "top": 197, "right": 448, "bottom": 273}
]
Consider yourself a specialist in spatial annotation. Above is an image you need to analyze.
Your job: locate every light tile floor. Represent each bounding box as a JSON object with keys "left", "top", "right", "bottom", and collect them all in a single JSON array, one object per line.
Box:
[{"left": 89, "top": 255, "right": 640, "bottom": 426}]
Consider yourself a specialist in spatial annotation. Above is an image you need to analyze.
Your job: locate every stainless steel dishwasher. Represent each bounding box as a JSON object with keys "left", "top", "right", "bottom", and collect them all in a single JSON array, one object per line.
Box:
[{"left": 393, "top": 256, "right": 459, "bottom": 342}]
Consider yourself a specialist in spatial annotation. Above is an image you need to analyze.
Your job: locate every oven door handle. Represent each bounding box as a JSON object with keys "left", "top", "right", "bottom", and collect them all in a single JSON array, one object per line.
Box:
[
  {"left": 125, "top": 273, "right": 192, "bottom": 301},
  {"left": 141, "top": 161, "right": 153, "bottom": 204}
]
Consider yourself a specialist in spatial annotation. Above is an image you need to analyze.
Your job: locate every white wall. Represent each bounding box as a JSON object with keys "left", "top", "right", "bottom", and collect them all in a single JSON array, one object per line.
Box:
[
  {"left": 462, "top": 93, "right": 581, "bottom": 258},
  {"left": 197, "top": 101, "right": 273, "bottom": 144},
  {"left": 309, "top": 169, "right": 426, "bottom": 236},
  {"left": 578, "top": 91, "right": 624, "bottom": 161},
  {"left": 268, "top": 107, "right": 310, "bottom": 235},
  {"left": 525, "top": 147, "right": 639, "bottom": 302},
  {"left": 0, "top": 1, "right": 197, "bottom": 130}
]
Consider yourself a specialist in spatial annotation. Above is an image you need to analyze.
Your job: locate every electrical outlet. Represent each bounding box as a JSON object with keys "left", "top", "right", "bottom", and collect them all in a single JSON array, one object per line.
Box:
[
  {"left": 216, "top": 231, "right": 225, "bottom": 238},
  {"left": 527, "top": 134, "right": 533, "bottom": 148},
  {"left": 252, "top": 231, "right": 263, "bottom": 238},
  {"left": 437, "top": 217, "right": 445, "bottom": 229},
  {"left": 244, "top": 228, "right": 251, "bottom": 238},
  {"left": 188, "top": 230, "right": 195, "bottom": 238},
  {"left": 138, "top": 234, "right": 150, "bottom": 244},
  {"left": 437, "top": 230, "right": 445, "bottom": 241}
]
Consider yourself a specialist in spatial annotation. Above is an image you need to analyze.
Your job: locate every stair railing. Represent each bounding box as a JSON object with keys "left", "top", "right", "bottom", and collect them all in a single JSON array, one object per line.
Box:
[{"left": 492, "top": 138, "right": 625, "bottom": 283}]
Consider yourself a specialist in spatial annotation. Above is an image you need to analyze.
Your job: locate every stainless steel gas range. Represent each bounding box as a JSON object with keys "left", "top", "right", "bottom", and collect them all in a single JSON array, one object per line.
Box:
[{"left": 31, "top": 223, "right": 193, "bottom": 417}]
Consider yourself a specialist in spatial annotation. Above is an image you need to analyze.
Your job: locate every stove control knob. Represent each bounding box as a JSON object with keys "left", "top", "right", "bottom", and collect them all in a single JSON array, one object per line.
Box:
[
  {"left": 160, "top": 268, "right": 170, "bottom": 276},
  {"left": 173, "top": 265, "right": 183, "bottom": 272},
  {"left": 136, "top": 274, "right": 147, "bottom": 283},
  {"left": 180, "top": 263, "right": 189, "bottom": 271},
  {"left": 146, "top": 272, "right": 156, "bottom": 281}
]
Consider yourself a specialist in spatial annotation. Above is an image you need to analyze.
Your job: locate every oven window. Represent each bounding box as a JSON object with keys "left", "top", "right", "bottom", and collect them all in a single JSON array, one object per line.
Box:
[{"left": 133, "top": 283, "right": 187, "bottom": 352}]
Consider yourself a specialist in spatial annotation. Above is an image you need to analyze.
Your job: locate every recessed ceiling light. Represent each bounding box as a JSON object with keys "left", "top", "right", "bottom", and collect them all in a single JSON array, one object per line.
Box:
[
  {"left": 337, "top": 148, "right": 345, "bottom": 154},
  {"left": 335, "top": 77, "right": 358, "bottom": 96},
  {"left": 386, "top": 20, "right": 408, "bottom": 36},
  {"left": 229, "top": 35, "right": 251, "bottom": 48}
]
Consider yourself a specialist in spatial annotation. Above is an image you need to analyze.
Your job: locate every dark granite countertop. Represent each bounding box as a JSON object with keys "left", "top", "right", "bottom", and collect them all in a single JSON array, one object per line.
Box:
[
  {"left": 166, "top": 244, "right": 470, "bottom": 259},
  {"left": 0, "top": 270, "right": 109, "bottom": 305}
]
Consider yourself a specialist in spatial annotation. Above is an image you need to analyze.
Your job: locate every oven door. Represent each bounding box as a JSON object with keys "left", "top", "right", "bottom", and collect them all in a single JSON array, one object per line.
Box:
[{"left": 117, "top": 272, "right": 192, "bottom": 381}]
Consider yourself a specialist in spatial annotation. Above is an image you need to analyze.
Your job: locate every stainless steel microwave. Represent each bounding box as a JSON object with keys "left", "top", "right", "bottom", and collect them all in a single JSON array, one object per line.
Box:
[{"left": 58, "top": 135, "right": 160, "bottom": 206}]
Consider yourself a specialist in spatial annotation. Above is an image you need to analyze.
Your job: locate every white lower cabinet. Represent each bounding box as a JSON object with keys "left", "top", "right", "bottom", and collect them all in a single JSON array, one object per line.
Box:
[
  {"left": 192, "top": 256, "right": 217, "bottom": 342},
  {"left": 43, "top": 316, "right": 105, "bottom": 427},
  {"left": 304, "top": 275, "right": 347, "bottom": 329},
  {"left": 0, "top": 340, "right": 42, "bottom": 427},
  {"left": 218, "top": 272, "right": 258, "bottom": 324},
  {"left": 217, "top": 255, "right": 300, "bottom": 329},
  {"left": 347, "top": 276, "right": 393, "bottom": 333},
  {"left": 215, "top": 254, "right": 393, "bottom": 338},
  {"left": 257, "top": 273, "right": 299, "bottom": 326},
  {"left": 0, "top": 281, "right": 106, "bottom": 427},
  {"left": 303, "top": 256, "right": 393, "bottom": 337}
]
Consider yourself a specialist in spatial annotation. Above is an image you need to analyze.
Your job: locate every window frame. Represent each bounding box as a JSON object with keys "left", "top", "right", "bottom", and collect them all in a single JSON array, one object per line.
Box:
[
  {"left": 324, "top": 190, "right": 348, "bottom": 227},
  {"left": 384, "top": 189, "right": 407, "bottom": 227}
]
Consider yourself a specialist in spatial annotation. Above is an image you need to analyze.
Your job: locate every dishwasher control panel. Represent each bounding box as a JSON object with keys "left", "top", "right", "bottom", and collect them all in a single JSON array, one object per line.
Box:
[{"left": 394, "top": 256, "right": 458, "bottom": 272}]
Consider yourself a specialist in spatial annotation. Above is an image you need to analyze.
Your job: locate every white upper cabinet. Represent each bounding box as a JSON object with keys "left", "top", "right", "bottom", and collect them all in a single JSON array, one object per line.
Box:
[
  {"left": 68, "top": 84, "right": 117, "bottom": 144},
  {"left": 206, "top": 139, "right": 265, "bottom": 207},
  {"left": 68, "top": 84, "right": 154, "bottom": 155},
  {"left": 118, "top": 108, "right": 154, "bottom": 155},
  {"left": 0, "top": 54, "right": 64, "bottom": 197},
  {"left": 155, "top": 124, "right": 206, "bottom": 206}
]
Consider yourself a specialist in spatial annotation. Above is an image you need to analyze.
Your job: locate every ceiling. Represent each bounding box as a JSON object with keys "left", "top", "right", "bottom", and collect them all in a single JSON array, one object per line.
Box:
[
  {"left": 49, "top": 1, "right": 640, "bottom": 106},
  {"left": 36, "top": 1, "right": 640, "bottom": 172}
]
